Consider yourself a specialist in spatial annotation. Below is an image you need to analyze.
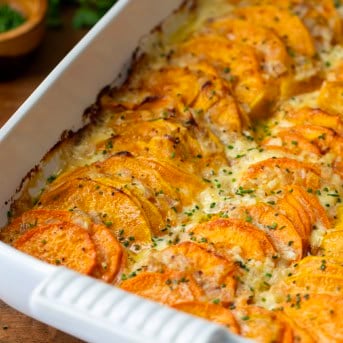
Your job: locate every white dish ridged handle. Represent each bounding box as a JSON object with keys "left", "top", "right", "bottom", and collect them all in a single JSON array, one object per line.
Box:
[{"left": 30, "top": 268, "right": 245, "bottom": 343}]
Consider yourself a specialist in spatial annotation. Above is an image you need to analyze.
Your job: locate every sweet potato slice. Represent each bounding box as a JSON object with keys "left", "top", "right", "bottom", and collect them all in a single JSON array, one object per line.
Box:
[
  {"left": 192, "top": 218, "right": 276, "bottom": 262},
  {"left": 295, "top": 256, "right": 343, "bottom": 276},
  {"left": 2, "top": 208, "right": 124, "bottom": 282},
  {"left": 94, "top": 177, "right": 165, "bottom": 236},
  {"left": 262, "top": 131, "right": 321, "bottom": 156},
  {"left": 234, "top": 5, "right": 315, "bottom": 57},
  {"left": 0, "top": 209, "right": 76, "bottom": 245},
  {"left": 38, "top": 178, "right": 152, "bottom": 250},
  {"left": 286, "top": 125, "right": 335, "bottom": 154},
  {"left": 319, "top": 230, "right": 343, "bottom": 258},
  {"left": 139, "top": 158, "right": 205, "bottom": 206},
  {"left": 191, "top": 75, "right": 243, "bottom": 133},
  {"left": 277, "top": 313, "right": 315, "bottom": 343},
  {"left": 240, "top": 158, "right": 321, "bottom": 192},
  {"left": 243, "top": 0, "right": 342, "bottom": 48},
  {"left": 286, "top": 107, "right": 343, "bottom": 136},
  {"left": 97, "top": 120, "right": 200, "bottom": 172},
  {"left": 96, "top": 154, "right": 181, "bottom": 218},
  {"left": 153, "top": 242, "right": 237, "bottom": 303},
  {"left": 173, "top": 302, "right": 239, "bottom": 334},
  {"left": 237, "top": 204, "right": 303, "bottom": 261},
  {"left": 120, "top": 271, "right": 204, "bottom": 306},
  {"left": 107, "top": 119, "right": 202, "bottom": 160},
  {"left": 283, "top": 192, "right": 312, "bottom": 239},
  {"left": 234, "top": 306, "right": 293, "bottom": 343},
  {"left": 285, "top": 186, "right": 331, "bottom": 230},
  {"left": 276, "top": 197, "right": 309, "bottom": 244},
  {"left": 14, "top": 223, "right": 96, "bottom": 275},
  {"left": 90, "top": 224, "right": 124, "bottom": 283},
  {"left": 177, "top": 34, "right": 273, "bottom": 116},
  {"left": 283, "top": 294, "right": 343, "bottom": 342},
  {"left": 41, "top": 163, "right": 167, "bottom": 234},
  {"left": 286, "top": 273, "right": 343, "bottom": 296},
  {"left": 207, "top": 18, "right": 290, "bottom": 78},
  {"left": 111, "top": 66, "right": 200, "bottom": 111},
  {"left": 318, "top": 81, "right": 343, "bottom": 116}
]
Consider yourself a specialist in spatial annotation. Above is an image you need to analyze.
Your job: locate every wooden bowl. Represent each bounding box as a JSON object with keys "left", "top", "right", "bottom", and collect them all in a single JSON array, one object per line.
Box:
[{"left": 0, "top": 0, "right": 47, "bottom": 78}]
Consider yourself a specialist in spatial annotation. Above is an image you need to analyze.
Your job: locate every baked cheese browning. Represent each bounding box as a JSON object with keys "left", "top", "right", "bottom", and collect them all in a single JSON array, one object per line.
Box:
[
  {"left": 3, "top": 0, "right": 343, "bottom": 340},
  {"left": 14, "top": 223, "right": 97, "bottom": 275},
  {"left": 149, "top": 242, "right": 237, "bottom": 304},
  {"left": 172, "top": 302, "right": 240, "bottom": 334},
  {"left": 120, "top": 271, "right": 205, "bottom": 306}
]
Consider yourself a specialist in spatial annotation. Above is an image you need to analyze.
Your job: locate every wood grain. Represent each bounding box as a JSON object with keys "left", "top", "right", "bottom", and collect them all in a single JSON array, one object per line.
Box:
[{"left": 0, "top": 7, "right": 86, "bottom": 343}]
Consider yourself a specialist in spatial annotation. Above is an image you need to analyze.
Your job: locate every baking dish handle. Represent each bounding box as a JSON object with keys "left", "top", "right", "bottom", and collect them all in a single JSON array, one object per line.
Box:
[{"left": 30, "top": 267, "right": 246, "bottom": 343}]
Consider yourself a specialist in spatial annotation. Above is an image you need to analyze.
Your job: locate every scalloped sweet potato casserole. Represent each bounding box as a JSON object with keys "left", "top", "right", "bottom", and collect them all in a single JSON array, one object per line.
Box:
[{"left": 2, "top": 0, "right": 343, "bottom": 341}]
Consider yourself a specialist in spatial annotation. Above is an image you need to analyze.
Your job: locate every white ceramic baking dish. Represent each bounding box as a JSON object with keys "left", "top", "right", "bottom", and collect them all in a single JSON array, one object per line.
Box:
[{"left": 0, "top": 1, "right": 247, "bottom": 342}]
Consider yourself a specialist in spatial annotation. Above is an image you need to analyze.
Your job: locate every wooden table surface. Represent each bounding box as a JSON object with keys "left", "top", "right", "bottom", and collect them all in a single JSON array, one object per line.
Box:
[{"left": 0, "top": 8, "right": 86, "bottom": 343}]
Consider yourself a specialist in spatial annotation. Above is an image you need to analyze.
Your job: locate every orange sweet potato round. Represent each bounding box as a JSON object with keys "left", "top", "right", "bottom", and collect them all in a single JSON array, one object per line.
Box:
[
  {"left": 276, "top": 197, "right": 309, "bottom": 246},
  {"left": 207, "top": 17, "right": 290, "bottom": 78},
  {"left": 177, "top": 34, "right": 273, "bottom": 116},
  {"left": 234, "top": 306, "right": 294, "bottom": 343},
  {"left": 154, "top": 242, "right": 237, "bottom": 303},
  {"left": 0, "top": 209, "right": 76, "bottom": 245},
  {"left": 90, "top": 224, "right": 124, "bottom": 283},
  {"left": 120, "top": 271, "right": 205, "bottom": 306},
  {"left": 173, "top": 301, "right": 240, "bottom": 334},
  {"left": 283, "top": 294, "right": 343, "bottom": 342},
  {"left": 234, "top": 5, "right": 315, "bottom": 57},
  {"left": 236, "top": 204, "right": 303, "bottom": 261},
  {"left": 4, "top": 209, "right": 124, "bottom": 282},
  {"left": 192, "top": 218, "right": 276, "bottom": 262},
  {"left": 14, "top": 222, "right": 97, "bottom": 275},
  {"left": 240, "top": 158, "right": 322, "bottom": 192},
  {"left": 38, "top": 178, "right": 152, "bottom": 250},
  {"left": 286, "top": 107, "right": 343, "bottom": 136},
  {"left": 319, "top": 230, "right": 343, "bottom": 258}
]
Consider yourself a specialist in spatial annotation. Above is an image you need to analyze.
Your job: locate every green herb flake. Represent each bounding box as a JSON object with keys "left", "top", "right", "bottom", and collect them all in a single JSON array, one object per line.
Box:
[{"left": 0, "top": 5, "right": 25, "bottom": 33}]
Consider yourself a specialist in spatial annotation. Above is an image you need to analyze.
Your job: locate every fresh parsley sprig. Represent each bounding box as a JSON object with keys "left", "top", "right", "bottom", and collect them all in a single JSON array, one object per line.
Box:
[{"left": 48, "top": 0, "right": 118, "bottom": 29}]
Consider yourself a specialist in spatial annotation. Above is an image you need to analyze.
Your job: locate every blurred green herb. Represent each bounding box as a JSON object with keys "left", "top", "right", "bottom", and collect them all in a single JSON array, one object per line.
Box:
[
  {"left": 48, "top": 0, "right": 117, "bottom": 29},
  {"left": 0, "top": 4, "right": 26, "bottom": 33}
]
